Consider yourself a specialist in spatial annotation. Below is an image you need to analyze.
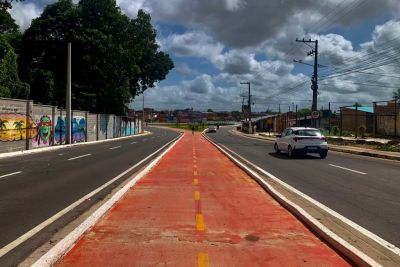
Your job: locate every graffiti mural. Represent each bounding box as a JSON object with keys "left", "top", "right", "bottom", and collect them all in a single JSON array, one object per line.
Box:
[
  {"left": 72, "top": 116, "right": 86, "bottom": 143},
  {"left": 55, "top": 116, "right": 86, "bottom": 144},
  {"left": 0, "top": 114, "right": 36, "bottom": 142},
  {"left": 32, "top": 115, "right": 53, "bottom": 147}
]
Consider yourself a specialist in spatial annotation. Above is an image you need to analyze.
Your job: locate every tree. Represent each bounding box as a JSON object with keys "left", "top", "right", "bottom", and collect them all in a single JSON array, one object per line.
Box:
[
  {"left": 20, "top": 1, "right": 173, "bottom": 115},
  {"left": 297, "top": 108, "right": 311, "bottom": 117},
  {"left": 393, "top": 88, "right": 400, "bottom": 102},
  {"left": 207, "top": 109, "right": 213, "bottom": 112},
  {"left": 0, "top": 0, "right": 24, "bottom": 11},
  {"left": 0, "top": 34, "right": 29, "bottom": 98}
]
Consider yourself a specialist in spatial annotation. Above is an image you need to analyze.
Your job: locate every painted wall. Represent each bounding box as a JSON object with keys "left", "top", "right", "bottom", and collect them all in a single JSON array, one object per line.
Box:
[{"left": 0, "top": 97, "right": 141, "bottom": 153}]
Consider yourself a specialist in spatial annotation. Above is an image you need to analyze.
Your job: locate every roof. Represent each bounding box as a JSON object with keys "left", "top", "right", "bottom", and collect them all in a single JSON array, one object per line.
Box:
[{"left": 345, "top": 106, "right": 374, "bottom": 113}]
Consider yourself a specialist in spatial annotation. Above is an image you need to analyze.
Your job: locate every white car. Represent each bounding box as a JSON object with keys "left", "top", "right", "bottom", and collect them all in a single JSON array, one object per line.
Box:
[{"left": 274, "top": 127, "right": 328, "bottom": 158}]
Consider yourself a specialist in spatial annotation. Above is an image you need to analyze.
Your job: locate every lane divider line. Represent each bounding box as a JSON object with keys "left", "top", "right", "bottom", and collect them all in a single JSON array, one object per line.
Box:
[
  {"left": 0, "top": 171, "right": 22, "bottom": 180},
  {"left": 196, "top": 214, "right": 205, "bottom": 231},
  {"left": 194, "top": 179, "right": 199, "bottom": 185},
  {"left": 130, "top": 142, "right": 137, "bottom": 145},
  {"left": 194, "top": 191, "right": 200, "bottom": 201},
  {"left": 194, "top": 170, "right": 198, "bottom": 176},
  {"left": 67, "top": 154, "right": 92, "bottom": 161},
  {"left": 0, "top": 133, "right": 183, "bottom": 260},
  {"left": 328, "top": 164, "right": 367, "bottom": 175},
  {"left": 109, "top": 146, "right": 121, "bottom": 150},
  {"left": 203, "top": 133, "right": 386, "bottom": 267},
  {"left": 197, "top": 252, "right": 209, "bottom": 267}
]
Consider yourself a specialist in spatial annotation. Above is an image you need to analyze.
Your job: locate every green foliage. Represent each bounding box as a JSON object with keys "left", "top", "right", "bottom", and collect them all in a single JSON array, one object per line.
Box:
[
  {"left": 297, "top": 108, "right": 311, "bottom": 117},
  {"left": 0, "top": 34, "right": 29, "bottom": 98},
  {"left": 0, "top": 0, "right": 24, "bottom": 11},
  {"left": 19, "top": 0, "right": 173, "bottom": 115}
]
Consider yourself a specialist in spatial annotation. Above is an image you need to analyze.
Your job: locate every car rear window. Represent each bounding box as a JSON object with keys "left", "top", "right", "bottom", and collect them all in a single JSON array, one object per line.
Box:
[{"left": 294, "top": 130, "right": 322, "bottom": 136}]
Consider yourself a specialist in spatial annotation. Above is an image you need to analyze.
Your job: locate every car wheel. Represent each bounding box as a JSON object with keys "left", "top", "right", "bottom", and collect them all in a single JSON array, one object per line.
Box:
[
  {"left": 288, "top": 145, "right": 295, "bottom": 158},
  {"left": 320, "top": 151, "right": 327, "bottom": 159},
  {"left": 274, "top": 143, "right": 280, "bottom": 154}
]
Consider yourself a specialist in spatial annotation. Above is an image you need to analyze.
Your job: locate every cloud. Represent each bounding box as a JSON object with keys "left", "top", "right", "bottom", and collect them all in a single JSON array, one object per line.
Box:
[
  {"left": 8, "top": 2, "right": 42, "bottom": 31},
  {"left": 161, "top": 31, "right": 223, "bottom": 58}
]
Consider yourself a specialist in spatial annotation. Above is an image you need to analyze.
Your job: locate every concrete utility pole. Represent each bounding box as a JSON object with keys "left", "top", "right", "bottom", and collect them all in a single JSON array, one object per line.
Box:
[
  {"left": 295, "top": 38, "right": 319, "bottom": 127},
  {"left": 240, "top": 82, "right": 251, "bottom": 133},
  {"left": 142, "top": 91, "right": 145, "bottom": 133},
  {"left": 66, "top": 43, "right": 72, "bottom": 144}
]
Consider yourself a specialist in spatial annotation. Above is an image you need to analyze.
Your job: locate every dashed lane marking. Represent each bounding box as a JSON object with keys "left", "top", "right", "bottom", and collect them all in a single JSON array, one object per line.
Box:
[
  {"left": 194, "top": 179, "right": 199, "bottom": 185},
  {"left": 196, "top": 214, "right": 205, "bottom": 231},
  {"left": 0, "top": 171, "right": 22, "bottom": 180},
  {"left": 68, "top": 154, "right": 92, "bottom": 161},
  {"left": 329, "top": 164, "right": 367, "bottom": 175},
  {"left": 109, "top": 146, "right": 121, "bottom": 150},
  {"left": 194, "top": 191, "right": 200, "bottom": 200},
  {"left": 197, "top": 253, "right": 209, "bottom": 267}
]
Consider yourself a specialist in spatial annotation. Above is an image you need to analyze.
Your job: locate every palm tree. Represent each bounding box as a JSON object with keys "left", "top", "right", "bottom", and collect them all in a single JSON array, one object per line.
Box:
[
  {"left": 13, "top": 120, "right": 25, "bottom": 139},
  {"left": 0, "top": 119, "right": 8, "bottom": 132}
]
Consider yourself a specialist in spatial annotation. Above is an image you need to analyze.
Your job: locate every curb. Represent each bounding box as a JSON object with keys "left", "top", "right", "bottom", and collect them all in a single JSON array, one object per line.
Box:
[
  {"left": 0, "top": 131, "right": 151, "bottom": 160},
  {"left": 232, "top": 130, "right": 400, "bottom": 161},
  {"left": 31, "top": 133, "right": 184, "bottom": 267},
  {"left": 203, "top": 132, "right": 383, "bottom": 267}
]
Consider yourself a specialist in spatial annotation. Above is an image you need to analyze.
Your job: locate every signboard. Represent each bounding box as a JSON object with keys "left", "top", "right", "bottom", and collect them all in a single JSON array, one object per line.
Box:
[{"left": 311, "top": 110, "right": 320, "bottom": 119}]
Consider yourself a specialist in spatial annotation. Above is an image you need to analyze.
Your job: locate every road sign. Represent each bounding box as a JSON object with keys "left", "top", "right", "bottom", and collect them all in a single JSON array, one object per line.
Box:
[{"left": 311, "top": 111, "right": 320, "bottom": 119}]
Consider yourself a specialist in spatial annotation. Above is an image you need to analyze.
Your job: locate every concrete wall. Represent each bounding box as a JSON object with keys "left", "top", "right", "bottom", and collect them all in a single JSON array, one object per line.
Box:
[
  {"left": 0, "top": 97, "right": 141, "bottom": 154},
  {"left": 87, "top": 114, "right": 97, "bottom": 142},
  {"left": 0, "top": 98, "right": 29, "bottom": 152}
]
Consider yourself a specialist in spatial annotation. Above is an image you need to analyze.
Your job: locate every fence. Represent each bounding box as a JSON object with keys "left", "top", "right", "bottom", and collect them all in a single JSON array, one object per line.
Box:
[{"left": 0, "top": 97, "right": 142, "bottom": 153}]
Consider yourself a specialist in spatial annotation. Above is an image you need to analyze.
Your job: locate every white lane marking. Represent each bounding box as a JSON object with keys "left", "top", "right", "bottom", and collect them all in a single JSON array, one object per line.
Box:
[
  {"left": 203, "top": 138, "right": 384, "bottom": 266},
  {"left": 109, "top": 146, "right": 121, "bottom": 150},
  {"left": 204, "top": 136, "right": 400, "bottom": 259},
  {"left": 67, "top": 154, "right": 92, "bottom": 161},
  {"left": 0, "top": 171, "right": 22, "bottom": 180},
  {"left": 32, "top": 134, "right": 183, "bottom": 266},
  {"left": 329, "top": 164, "right": 367, "bottom": 175},
  {"left": 131, "top": 142, "right": 137, "bottom": 145},
  {"left": 0, "top": 135, "right": 182, "bottom": 259}
]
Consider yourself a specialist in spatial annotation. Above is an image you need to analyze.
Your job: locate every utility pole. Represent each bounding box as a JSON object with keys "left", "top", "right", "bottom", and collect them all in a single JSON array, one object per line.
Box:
[
  {"left": 142, "top": 91, "right": 145, "bottom": 133},
  {"left": 296, "top": 38, "right": 319, "bottom": 127},
  {"left": 66, "top": 43, "right": 72, "bottom": 144},
  {"left": 240, "top": 82, "right": 251, "bottom": 133}
]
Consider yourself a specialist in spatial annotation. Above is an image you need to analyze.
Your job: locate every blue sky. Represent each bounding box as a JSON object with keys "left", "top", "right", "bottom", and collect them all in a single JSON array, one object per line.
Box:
[{"left": 9, "top": 0, "right": 400, "bottom": 112}]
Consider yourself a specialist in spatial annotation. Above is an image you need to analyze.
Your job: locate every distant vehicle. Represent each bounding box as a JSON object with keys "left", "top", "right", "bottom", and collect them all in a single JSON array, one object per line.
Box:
[
  {"left": 207, "top": 125, "right": 217, "bottom": 133},
  {"left": 274, "top": 127, "right": 328, "bottom": 158}
]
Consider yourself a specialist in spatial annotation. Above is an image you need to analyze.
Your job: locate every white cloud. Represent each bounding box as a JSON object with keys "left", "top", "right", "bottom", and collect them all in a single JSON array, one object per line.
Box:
[{"left": 8, "top": 2, "right": 42, "bottom": 31}]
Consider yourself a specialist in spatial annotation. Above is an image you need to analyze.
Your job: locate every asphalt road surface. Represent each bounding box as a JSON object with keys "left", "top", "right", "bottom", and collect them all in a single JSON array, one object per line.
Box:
[
  {"left": 206, "top": 126, "right": 400, "bottom": 247},
  {"left": 0, "top": 127, "right": 179, "bottom": 265}
]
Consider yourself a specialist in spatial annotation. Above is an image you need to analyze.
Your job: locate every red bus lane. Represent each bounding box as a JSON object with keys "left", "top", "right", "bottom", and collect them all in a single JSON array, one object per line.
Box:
[{"left": 57, "top": 132, "right": 350, "bottom": 266}]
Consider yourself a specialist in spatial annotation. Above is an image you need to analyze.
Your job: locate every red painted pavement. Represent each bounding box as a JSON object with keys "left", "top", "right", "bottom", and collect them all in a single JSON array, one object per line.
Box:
[{"left": 57, "top": 131, "right": 351, "bottom": 266}]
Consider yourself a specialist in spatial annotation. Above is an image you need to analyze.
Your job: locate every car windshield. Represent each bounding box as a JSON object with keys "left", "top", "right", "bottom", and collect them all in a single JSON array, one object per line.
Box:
[{"left": 294, "top": 130, "right": 322, "bottom": 137}]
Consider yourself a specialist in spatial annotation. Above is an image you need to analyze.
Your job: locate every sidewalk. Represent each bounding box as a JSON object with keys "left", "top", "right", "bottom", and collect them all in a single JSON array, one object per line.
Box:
[
  {"left": 236, "top": 130, "right": 400, "bottom": 161},
  {"left": 56, "top": 131, "right": 350, "bottom": 266}
]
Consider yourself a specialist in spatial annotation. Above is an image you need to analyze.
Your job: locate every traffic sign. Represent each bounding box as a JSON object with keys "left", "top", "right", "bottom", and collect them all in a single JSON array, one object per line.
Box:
[{"left": 311, "top": 111, "right": 320, "bottom": 119}]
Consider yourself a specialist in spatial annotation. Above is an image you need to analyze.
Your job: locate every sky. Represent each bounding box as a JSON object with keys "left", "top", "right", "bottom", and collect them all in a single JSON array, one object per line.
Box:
[{"left": 8, "top": 0, "right": 400, "bottom": 112}]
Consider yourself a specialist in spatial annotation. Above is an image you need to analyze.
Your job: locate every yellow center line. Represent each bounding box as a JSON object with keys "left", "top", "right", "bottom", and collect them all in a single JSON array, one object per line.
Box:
[
  {"left": 196, "top": 214, "right": 205, "bottom": 231},
  {"left": 194, "top": 164, "right": 197, "bottom": 169},
  {"left": 194, "top": 170, "right": 198, "bottom": 176},
  {"left": 194, "top": 191, "right": 200, "bottom": 200},
  {"left": 194, "top": 178, "right": 199, "bottom": 185},
  {"left": 197, "top": 253, "right": 209, "bottom": 267}
]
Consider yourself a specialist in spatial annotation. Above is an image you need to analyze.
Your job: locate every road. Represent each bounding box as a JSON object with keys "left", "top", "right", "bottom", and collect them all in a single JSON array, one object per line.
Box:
[
  {"left": 0, "top": 127, "right": 179, "bottom": 265},
  {"left": 206, "top": 126, "right": 400, "bottom": 247}
]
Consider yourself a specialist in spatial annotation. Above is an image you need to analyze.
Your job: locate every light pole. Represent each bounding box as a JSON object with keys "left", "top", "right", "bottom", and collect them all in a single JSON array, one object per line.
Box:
[
  {"left": 240, "top": 82, "right": 251, "bottom": 133},
  {"left": 142, "top": 91, "right": 145, "bottom": 133},
  {"left": 66, "top": 42, "right": 72, "bottom": 144}
]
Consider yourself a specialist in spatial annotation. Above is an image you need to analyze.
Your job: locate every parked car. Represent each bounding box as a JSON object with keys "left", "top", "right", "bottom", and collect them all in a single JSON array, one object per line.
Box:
[
  {"left": 274, "top": 127, "right": 328, "bottom": 158},
  {"left": 207, "top": 125, "right": 217, "bottom": 133}
]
